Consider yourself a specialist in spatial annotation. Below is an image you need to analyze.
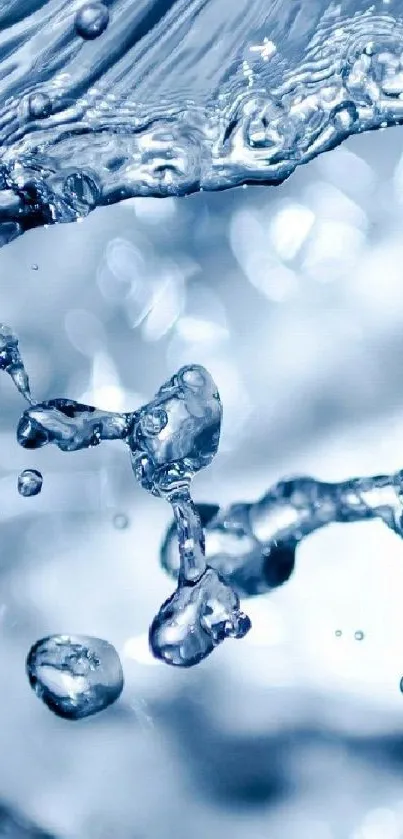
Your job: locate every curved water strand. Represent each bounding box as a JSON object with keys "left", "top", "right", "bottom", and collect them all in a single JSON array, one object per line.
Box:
[
  {"left": 0, "top": 1, "right": 403, "bottom": 240},
  {"left": 1, "top": 339, "right": 251, "bottom": 667},
  {"left": 161, "top": 472, "right": 403, "bottom": 596}
]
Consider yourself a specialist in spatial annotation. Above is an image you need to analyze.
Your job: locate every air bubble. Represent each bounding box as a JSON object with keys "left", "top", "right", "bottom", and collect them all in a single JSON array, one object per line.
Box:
[
  {"left": 27, "top": 92, "right": 52, "bottom": 120},
  {"left": 26, "top": 635, "right": 124, "bottom": 719},
  {"left": 354, "top": 630, "right": 365, "bottom": 640},
  {"left": 113, "top": 512, "right": 129, "bottom": 529},
  {"left": 18, "top": 469, "right": 43, "bottom": 497},
  {"left": 75, "top": 3, "right": 109, "bottom": 40},
  {"left": 140, "top": 407, "right": 168, "bottom": 436}
]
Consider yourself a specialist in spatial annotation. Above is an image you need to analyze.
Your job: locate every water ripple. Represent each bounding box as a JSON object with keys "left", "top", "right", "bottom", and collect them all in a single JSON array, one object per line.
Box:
[{"left": 1, "top": 0, "right": 403, "bottom": 241}]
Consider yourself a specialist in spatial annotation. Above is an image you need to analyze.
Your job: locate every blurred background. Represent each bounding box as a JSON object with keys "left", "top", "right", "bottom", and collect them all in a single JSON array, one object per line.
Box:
[{"left": 1, "top": 124, "right": 403, "bottom": 838}]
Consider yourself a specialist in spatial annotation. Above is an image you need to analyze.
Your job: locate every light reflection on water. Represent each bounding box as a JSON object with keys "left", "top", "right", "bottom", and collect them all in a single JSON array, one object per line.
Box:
[{"left": 1, "top": 127, "right": 403, "bottom": 837}]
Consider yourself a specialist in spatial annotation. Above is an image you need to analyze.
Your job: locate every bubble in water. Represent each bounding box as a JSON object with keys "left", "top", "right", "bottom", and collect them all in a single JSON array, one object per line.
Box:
[
  {"left": 18, "top": 469, "right": 43, "bottom": 497},
  {"left": 75, "top": 3, "right": 109, "bottom": 40},
  {"left": 27, "top": 92, "right": 52, "bottom": 120},
  {"left": 26, "top": 634, "right": 124, "bottom": 720},
  {"left": 113, "top": 512, "right": 129, "bottom": 529},
  {"left": 354, "top": 630, "right": 365, "bottom": 641}
]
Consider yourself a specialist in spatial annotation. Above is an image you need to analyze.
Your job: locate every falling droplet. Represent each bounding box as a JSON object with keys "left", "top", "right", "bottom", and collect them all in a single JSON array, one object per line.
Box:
[
  {"left": 113, "top": 512, "right": 129, "bottom": 530},
  {"left": 26, "top": 634, "right": 124, "bottom": 720},
  {"left": 18, "top": 468, "right": 43, "bottom": 497},
  {"left": 75, "top": 3, "right": 109, "bottom": 40},
  {"left": 354, "top": 630, "right": 365, "bottom": 641},
  {"left": 28, "top": 92, "right": 52, "bottom": 120},
  {"left": 0, "top": 324, "right": 32, "bottom": 402}
]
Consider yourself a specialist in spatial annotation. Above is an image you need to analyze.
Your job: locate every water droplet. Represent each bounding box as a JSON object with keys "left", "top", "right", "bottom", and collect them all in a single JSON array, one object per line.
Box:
[
  {"left": 335, "top": 629, "right": 342, "bottom": 637},
  {"left": 354, "top": 630, "right": 365, "bottom": 640},
  {"left": 149, "top": 567, "right": 251, "bottom": 666},
  {"left": 31, "top": 263, "right": 38, "bottom": 271},
  {"left": 18, "top": 468, "right": 43, "bottom": 497},
  {"left": 28, "top": 92, "right": 52, "bottom": 120},
  {"left": 26, "top": 634, "right": 124, "bottom": 719},
  {"left": 75, "top": 3, "right": 109, "bottom": 40},
  {"left": 113, "top": 512, "right": 129, "bottom": 529},
  {"left": 399, "top": 677, "right": 403, "bottom": 694}
]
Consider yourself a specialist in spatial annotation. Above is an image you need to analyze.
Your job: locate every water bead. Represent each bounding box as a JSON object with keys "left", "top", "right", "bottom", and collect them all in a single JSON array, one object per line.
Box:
[
  {"left": 149, "top": 567, "right": 251, "bottom": 667},
  {"left": 75, "top": 3, "right": 109, "bottom": 40},
  {"left": 354, "top": 630, "right": 365, "bottom": 641},
  {"left": 113, "top": 512, "right": 129, "bottom": 529},
  {"left": 26, "top": 635, "right": 124, "bottom": 719},
  {"left": 18, "top": 469, "right": 43, "bottom": 497},
  {"left": 28, "top": 92, "right": 52, "bottom": 120}
]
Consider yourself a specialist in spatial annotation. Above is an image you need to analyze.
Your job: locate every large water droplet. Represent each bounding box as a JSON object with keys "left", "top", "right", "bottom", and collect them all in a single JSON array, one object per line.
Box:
[
  {"left": 75, "top": 3, "right": 109, "bottom": 40},
  {"left": 149, "top": 567, "right": 251, "bottom": 667},
  {"left": 26, "top": 635, "right": 124, "bottom": 719},
  {"left": 18, "top": 469, "right": 43, "bottom": 497}
]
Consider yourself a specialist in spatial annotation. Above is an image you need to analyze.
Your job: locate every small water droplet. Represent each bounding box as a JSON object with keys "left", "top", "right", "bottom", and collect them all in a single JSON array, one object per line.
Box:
[
  {"left": 75, "top": 3, "right": 109, "bottom": 40},
  {"left": 28, "top": 92, "right": 52, "bottom": 120},
  {"left": 18, "top": 469, "right": 43, "bottom": 497},
  {"left": 354, "top": 630, "right": 365, "bottom": 640},
  {"left": 26, "top": 634, "right": 124, "bottom": 719},
  {"left": 399, "top": 677, "right": 403, "bottom": 694},
  {"left": 31, "top": 263, "right": 38, "bottom": 271},
  {"left": 113, "top": 512, "right": 129, "bottom": 529},
  {"left": 335, "top": 629, "right": 342, "bottom": 637}
]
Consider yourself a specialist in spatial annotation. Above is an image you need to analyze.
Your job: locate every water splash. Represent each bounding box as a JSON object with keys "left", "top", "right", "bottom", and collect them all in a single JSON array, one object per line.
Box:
[
  {"left": 18, "top": 468, "right": 43, "bottom": 497},
  {"left": 2, "top": 344, "right": 250, "bottom": 667},
  {"left": 26, "top": 635, "right": 124, "bottom": 719},
  {"left": 1, "top": 1, "right": 403, "bottom": 241},
  {"left": 161, "top": 472, "right": 403, "bottom": 596}
]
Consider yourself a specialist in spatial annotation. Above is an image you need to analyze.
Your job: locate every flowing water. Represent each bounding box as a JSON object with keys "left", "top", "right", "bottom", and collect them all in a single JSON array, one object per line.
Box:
[{"left": 1, "top": 0, "right": 403, "bottom": 243}]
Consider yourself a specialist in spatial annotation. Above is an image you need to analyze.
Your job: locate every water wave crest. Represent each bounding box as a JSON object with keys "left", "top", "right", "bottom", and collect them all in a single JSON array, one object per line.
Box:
[{"left": 1, "top": 0, "right": 403, "bottom": 241}]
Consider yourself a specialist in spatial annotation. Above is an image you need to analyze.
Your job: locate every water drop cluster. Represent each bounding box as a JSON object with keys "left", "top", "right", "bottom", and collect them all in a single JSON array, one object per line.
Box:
[{"left": 4, "top": 323, "right": 403, "bottom": 715}]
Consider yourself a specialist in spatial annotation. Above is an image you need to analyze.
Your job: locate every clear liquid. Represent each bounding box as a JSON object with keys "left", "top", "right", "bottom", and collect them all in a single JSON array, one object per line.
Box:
[{"left": 1, "top": 1, "right": 403, "bottom": 242}]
